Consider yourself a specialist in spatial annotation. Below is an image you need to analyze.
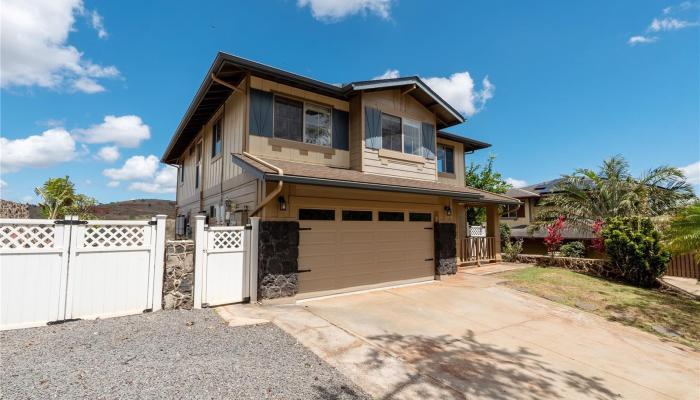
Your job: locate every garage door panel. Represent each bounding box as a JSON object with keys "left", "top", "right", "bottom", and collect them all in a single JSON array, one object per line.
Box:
[{"left": 298, "top": 212, "right": 435, "bottom": 298}]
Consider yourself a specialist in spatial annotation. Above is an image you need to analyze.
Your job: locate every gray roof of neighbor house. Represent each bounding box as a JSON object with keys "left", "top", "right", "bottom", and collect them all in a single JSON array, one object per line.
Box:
[
  {"left": 505, "top": 187, "right": 541, "bottom": 198},
  {"left": 231, "top": 153, "right": 520, "bottom": 205},
  {"left": 162, "top": 52, "right": 478, "bottom": 163},
  {"left": 509, "top": 225, "right": 596, "bottom": 240}
]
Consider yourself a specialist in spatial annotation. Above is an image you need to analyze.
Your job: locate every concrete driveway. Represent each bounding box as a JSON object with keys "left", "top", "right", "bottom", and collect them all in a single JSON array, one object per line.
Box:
[{"left": 220, "top": 272, "right": 700, "bottom": 400}]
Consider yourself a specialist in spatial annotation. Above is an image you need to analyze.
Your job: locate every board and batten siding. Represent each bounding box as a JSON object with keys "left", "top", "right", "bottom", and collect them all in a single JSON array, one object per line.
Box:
[
  {"left": 247, "top": 76, "right": 350, "bottom": 168},
  {"left": 436, "top": 138, "right": 466, "bottom": 187},
  {"left": 360, "top": 90, "right": 438, "bottom": 181}
]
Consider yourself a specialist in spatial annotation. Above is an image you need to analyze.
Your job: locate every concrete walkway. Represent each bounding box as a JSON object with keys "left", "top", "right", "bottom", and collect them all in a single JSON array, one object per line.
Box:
[
  {"left": 218, "top": 274, "right": 700, "bottom": 400},
  {"left": 662, "top": 276, "right": 700, "bottom": 297}
]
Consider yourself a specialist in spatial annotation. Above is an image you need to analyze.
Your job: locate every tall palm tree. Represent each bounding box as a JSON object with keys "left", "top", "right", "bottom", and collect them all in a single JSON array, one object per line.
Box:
[
  {"left": 534, "top": 155, "right": 695, "bottom": 232},
  {"left": 664, "top": 202, "right": 700, "bottom": 262}
]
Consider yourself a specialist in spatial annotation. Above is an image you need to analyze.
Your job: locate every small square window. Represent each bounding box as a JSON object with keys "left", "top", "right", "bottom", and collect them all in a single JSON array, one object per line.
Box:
[
  {"left": 342, "top": 210, "right": 373, "bottom": 221},
  {"left": 378, "top": 211, "right": 404, "bottom": 221},
  {"left": 409, "top": 212, "right": 432, "bottom": 222},
  {"left": 299, "top": 209, "right": 335, "bottom": 220}
]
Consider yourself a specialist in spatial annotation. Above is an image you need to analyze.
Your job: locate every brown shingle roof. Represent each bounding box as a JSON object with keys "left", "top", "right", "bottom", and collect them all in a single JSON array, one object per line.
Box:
[{"left": 232, "top": 153, "right": 520, "bottom": 205}]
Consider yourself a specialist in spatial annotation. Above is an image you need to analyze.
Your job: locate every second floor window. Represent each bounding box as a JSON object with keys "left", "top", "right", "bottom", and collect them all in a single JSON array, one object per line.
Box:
[
  {"left": 501, "top": 204, "right": 525, "bottom": 219},
  {"left": 212, "top": 119, "right": 222, "bottom": 158},
  {"left": 273, "top": 96, "right": 332, "bottom": 146},
  {"left": 437, "top": 144, "right": 454, "bottom": 174},
  {"left": 381, "top": 113, "right": 402, "bottom": 152}
]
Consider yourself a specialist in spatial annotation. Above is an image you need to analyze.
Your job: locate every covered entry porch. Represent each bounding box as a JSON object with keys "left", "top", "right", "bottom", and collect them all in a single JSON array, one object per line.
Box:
[{"left": 454, "top": 202, "right": 506, "bottom": 266}]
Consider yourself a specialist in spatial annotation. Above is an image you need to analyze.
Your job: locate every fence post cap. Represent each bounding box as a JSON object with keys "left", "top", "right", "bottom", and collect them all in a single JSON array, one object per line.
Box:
[
  {"left": 155, "top": 214, "right": 167, "bottom": 219},
  {"left": 194, "top": 215, "right": 206, "bottom": 221}
]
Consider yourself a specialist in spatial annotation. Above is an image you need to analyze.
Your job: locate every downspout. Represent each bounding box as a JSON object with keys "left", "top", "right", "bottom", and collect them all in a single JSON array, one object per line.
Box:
[{"left": 244, "top": 152, "right": 284, "bottom": 217}]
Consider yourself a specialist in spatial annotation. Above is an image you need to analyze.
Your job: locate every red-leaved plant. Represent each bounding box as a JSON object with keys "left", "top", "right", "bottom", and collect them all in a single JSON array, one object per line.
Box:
[
  {"left": 544, "top": 216, "right": 566, "bottom": 255},
  {"left": 591, "top": 219, "right": 605, "bottom": 253}
]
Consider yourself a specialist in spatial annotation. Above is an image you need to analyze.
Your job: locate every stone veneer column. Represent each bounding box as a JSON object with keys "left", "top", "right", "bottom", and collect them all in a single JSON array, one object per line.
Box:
[
  {"left": 162, "top": 240, "right": 195, "bottom": 309},
  {"left": 257, "top": 221, "right": 299, "bottom": 299},
  {"left": 434, "top": 223, "right": 457, "bottom": 275}
]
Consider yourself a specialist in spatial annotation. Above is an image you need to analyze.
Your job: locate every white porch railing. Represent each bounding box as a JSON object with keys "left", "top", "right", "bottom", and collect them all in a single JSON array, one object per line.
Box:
[{"left": 468, "top": 225, "right": 487, "bottom": 237}]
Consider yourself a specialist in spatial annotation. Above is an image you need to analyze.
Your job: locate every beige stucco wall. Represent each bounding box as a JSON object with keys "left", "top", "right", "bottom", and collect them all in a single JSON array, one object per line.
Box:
[{"left": 502, "top": 198, "right": 533, "bottom": 227}]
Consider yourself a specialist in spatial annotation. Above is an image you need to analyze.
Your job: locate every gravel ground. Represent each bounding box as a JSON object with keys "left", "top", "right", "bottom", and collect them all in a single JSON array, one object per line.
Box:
[{"left": 1, "top": 309, "right": 370, "bottom": 400}]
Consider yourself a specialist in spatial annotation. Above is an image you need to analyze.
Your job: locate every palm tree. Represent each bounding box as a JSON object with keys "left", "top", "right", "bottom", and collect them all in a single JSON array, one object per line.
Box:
[
  {"left": 664, "top": 202, "right": 700, "bottom": 262},
  {"left": 534, "top": 155, "right": 695, "bottom": 233}
]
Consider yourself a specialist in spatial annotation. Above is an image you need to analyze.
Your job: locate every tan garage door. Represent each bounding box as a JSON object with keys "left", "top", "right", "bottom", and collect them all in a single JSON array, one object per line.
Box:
[{"left": 297, "top": 209, "right": 435, "bottom": 299}]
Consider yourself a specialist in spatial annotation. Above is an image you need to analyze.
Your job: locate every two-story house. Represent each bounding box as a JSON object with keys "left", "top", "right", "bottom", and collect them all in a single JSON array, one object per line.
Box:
[
  {"left": 162, "top": 53, "right": 518, "bottom": 300},
  {"left": 504, "top": 179, "right": 597, "bottom": 256}
]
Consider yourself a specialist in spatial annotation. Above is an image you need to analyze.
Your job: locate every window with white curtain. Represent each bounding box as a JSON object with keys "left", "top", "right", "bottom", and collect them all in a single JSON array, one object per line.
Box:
[{"left": 402, "top": 119, "right": 422, "bottom": 156}]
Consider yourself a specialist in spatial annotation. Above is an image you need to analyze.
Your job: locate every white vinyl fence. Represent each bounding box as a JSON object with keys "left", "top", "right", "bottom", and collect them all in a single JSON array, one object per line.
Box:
[
  {"left": 193, "top": 216, "right": 258, "bottom": 308},
  {"left": 0, "top": 215, "right": 166, "bottom": 330}
]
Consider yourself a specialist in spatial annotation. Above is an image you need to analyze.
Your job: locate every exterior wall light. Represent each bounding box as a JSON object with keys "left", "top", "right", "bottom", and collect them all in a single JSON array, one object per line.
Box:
[
  {"left": 278, "top": 196, "right": 287, "bottom": 211},
  {"left": 444, "top": 206, "right": 452, "bottom": 216}
]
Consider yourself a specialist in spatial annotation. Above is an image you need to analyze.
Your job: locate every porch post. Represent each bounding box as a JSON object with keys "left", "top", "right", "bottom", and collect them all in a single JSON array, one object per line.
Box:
[
  {"left": 486, "top": 205, "right": 502, "bottom": 261},
  {"left": 193, "top": 215, "right": 206, "bottom": 309}
]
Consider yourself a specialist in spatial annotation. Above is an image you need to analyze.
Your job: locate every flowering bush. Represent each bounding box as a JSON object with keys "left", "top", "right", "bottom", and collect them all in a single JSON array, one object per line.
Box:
[
  {"left": 544, "top": 216, "right": 565, "bottom": 255},
  {"left": 591, "top": 219, "right": 605, "bottom": 252}
]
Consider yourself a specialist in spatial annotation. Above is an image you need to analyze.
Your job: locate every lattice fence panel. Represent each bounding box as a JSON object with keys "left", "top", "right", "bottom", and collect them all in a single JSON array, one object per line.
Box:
[
  {"left": 0, "top": 224, "right": 55, "bottom": 249},
  {"left": 211, "top": 230, "right": 244, "bottom": 250},
  {"left": 83, "top": 225, "right": 146, "bottom": 248}
]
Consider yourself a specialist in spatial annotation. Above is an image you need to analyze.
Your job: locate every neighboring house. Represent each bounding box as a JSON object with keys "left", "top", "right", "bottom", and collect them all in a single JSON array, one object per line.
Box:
[
  {"left": 162, "top": 52, "right": 518, "bottom": 300},
  {"left": 504, "top": 179, "right": 597, "bottom": 256}
]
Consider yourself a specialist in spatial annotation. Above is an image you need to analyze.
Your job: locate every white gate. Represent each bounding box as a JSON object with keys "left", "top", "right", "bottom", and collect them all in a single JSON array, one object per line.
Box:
[
  {"left": 193, "top": 215, "right": 255, "bottom": 308},
  {"left": 0, "top": 215, "right": 166, "bottom": 330}
]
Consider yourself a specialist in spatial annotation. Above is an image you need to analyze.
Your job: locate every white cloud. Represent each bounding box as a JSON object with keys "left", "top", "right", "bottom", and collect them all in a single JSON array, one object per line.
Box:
[
  {"left": 297, "top": 0, "right": 392, "bottom": 22},
  {"left": 128, "top": 166, "right": 177, "bottom": 194},
  {"left": 423, "top": 72, "right": 495, "bottom": 117},
  {"left": 103, "top": 155, "right": 160, "bottom": 181},
  {"left": 680, "top": 161, "right": 700, "bottom": 185},
  {"left": 0, "top": 128, "right": 77, "bottom": 172},
  {"left": 648, "top": 17, "right": 698, "bottom": 32},
  {"left": 96, "top": 146, "right": 120, "bottom": 162},
  {"left": 74, "top": 115, "right": 150, "bottom": 148},
  {"left": 628, "top": 35, "right": 658, "bottom": 45},
  {"left": 90, "top": 10, "right": 108, "bottom": 39},
  {"left": 506, "top": 178, "right": 528, "bottom": 188},
  {"left": 373, "top": 69, "right": 400, "bottom": 80},
  {"left": 102, "top": 154, "right": 176, "bottom": 193},
  {"left": 71, "top": 77, "right": 105, "bottom": 93},
  {"left": 0, "top": 180, "right": 6, "bottom": 189},
  {"left": 372, "top": 69, "right": 495, "bottom": 117},
  {"left": 0, "top": 0, "right": 119, "bottom": 93}
]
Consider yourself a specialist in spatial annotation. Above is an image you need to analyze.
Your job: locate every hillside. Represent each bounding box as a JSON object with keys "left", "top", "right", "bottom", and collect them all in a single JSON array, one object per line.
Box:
[{"left": 23, "top": 199, "right": 176, "bottom": 220}]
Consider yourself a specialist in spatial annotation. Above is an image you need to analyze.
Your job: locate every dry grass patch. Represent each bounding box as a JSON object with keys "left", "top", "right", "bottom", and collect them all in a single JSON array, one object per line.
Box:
[{"left": 497, "top": 266, "right": 700, "bottom": 349}]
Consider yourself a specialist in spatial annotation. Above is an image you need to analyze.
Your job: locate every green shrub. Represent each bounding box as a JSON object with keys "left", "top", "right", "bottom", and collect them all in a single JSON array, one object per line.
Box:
[
  {"left": 500, "top": 223, "right": 511, "bottom": 245},
  {"left": 559, "top": 241, "right": 586, "bottom": 258},
  {"left": 502, "top": 239, "right": 523, "bottom": 262},
  {"left": 602, "top": 216, "right": 670, "bottom": 288}
]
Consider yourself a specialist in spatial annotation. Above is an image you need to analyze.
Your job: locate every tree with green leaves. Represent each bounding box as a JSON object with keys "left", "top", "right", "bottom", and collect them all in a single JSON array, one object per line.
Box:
[
  {"left": 465, "top": 154, "right": 511, "bottom": 225},
  {"left": 34, "top": 176, "right": 96, "bottom": 219},
  {"left": 534, "top": 155, "right": 694, "bottom": 233},
  {"left": 663, "top": 202, "right": 700, "bottom": 263}
]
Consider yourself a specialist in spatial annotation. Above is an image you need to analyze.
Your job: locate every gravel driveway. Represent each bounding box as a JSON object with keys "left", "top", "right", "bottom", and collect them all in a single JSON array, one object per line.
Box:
[{"left": 1, "top": 309, "right": 370, "bottom": 400}]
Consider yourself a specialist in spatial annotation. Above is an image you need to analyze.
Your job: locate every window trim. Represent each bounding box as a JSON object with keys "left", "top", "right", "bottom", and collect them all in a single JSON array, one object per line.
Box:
[
  {"left": 272, "top": 94, "right": 333, "bottom": 148},
  {"left": 378, "top": 211, "right": 405, "bottom": 222},
  {"left": 341, "top": 210, "right": 373, "bottom": 221},
  {"left": 380, "top": 112, "right": 403, "bottom": 153},
  {"left": 437, "top": 143, "right": 455, "bottom": 175},
  {"left": 178, "top": 161, "right": 185, "bottom": 186},
  {"left": 195, "top": 140, "right": 202, "bottom": 190},
  {"left": 501, "top": 204, "right": 519, "bottom": 219},
  {"left": 377, "top": 112, "right": 432, "bottom": 160},
  {"left": 211, "top": 118, "right": 223, "bottom": 161}
]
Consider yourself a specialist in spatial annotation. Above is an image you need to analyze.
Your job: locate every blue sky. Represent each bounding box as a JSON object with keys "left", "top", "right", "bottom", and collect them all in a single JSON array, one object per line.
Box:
[{"left": 1, "top": 0, "right": 699, "bottom": 203}]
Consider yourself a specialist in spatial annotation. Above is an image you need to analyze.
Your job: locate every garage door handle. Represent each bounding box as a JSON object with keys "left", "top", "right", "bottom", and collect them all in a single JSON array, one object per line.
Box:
[
  {"left": 424, "top": 258, "right": 434, "bottom": 261},
  {"left": 298, "top": 269, "right": 312, "bottom": 273},
  {"left": 299, "top": 227, "right": 312, "bottom": 231}
]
